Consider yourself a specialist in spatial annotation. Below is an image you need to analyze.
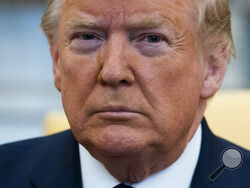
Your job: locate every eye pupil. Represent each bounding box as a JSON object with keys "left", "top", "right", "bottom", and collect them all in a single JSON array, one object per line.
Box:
[
  {"left": 147, "top": 35, "right": 161, "bottom": 43},
  {"left": 81, "top": 34, "right": 95, "bottom": 40}
]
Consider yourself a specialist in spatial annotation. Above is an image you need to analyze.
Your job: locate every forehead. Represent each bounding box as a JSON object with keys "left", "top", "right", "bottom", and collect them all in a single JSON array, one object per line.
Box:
[{"left": 62, "top": 0, "right": 200, "bottom": 30}]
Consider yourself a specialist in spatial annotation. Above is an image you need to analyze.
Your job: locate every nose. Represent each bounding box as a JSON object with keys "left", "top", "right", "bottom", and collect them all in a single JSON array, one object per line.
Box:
[{"left": 97, "top": 33, "right": 135, "bottom": 87}]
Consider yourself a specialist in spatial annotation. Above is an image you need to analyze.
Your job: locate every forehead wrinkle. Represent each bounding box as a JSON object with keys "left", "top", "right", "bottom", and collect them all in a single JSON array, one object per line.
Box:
[
  {"left": 61, "top": 0, "right": 199, "bottom": 37},
  {"left": 64, "top": 12, "right": 109, "bottom": 31},
  {"left": 125, "top": 13, "right": 164, "bottom": 29},
  {"left": 173, "top": 0, "right": 200, "bottom": 27},
  {"left": 124, "top": 12, "right": 179, "bottom": 36}
]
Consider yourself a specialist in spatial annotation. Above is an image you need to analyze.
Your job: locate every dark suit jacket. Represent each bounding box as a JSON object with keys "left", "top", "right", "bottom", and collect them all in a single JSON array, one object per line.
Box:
[{"left": 0, "top": 118, "right": 249, "bottom": 188}]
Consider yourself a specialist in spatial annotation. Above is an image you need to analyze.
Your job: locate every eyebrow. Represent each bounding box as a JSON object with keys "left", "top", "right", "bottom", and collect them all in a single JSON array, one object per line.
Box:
[
  {"left": 65, "top": 16, "right": 107, "bottom": 31},
  {"left": 124, "top": 13, "right": 172, "bottom": 30},
  {"left": 64, "top": 12, "right": 177, "bottom": 34}
]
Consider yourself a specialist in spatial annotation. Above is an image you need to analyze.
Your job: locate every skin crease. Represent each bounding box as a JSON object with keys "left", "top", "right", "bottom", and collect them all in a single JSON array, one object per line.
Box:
[{"left": 50, "top": 0, "right": 227, "bottom": 182}]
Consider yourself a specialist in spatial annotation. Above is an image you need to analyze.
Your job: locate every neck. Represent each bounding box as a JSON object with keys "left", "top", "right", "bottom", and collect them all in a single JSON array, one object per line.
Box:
[{"left": 187, "top": 99, "right": 207, "bottom": 142}]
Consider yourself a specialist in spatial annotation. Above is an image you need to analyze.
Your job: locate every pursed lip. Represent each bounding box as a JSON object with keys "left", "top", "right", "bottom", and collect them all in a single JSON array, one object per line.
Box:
[
  {"left": 92, "top": 105, "right": 144, "bottom": 120},
  {"left": 97, "top": 106, "right": 139, "bottom": 113}
]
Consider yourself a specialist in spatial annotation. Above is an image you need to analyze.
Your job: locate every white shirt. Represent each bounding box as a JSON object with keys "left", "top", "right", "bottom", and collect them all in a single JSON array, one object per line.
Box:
[{"left": 79, "top": 124, "right": 202, "bottom": 188}]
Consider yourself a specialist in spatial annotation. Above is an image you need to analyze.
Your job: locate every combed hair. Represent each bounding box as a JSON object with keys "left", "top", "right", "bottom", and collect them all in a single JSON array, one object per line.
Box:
[
  {"left": 41, "top": 0, "right": 65, "bottom": 43},
  {"left": 198, "top": 0, "right": 235, "bottom": 61},
  {"left": 40, "top": 0, "right": 235, "bottom": 62}
]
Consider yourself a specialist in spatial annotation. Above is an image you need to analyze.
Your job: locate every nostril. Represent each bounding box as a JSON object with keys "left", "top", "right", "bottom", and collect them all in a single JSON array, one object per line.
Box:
[{"left": 120, "top": 80, "right": 128, "bottom": 85}]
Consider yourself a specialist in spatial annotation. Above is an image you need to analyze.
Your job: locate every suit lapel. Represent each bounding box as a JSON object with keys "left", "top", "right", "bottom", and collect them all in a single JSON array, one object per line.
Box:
[
  {"left": 28, "top": 130, "right": 82, "bottom": 188},
  {"left": 190, "top": 118, "right": 247, "bottom": 188},
  {"left": 190, "top": 117, "right": 220, "bottom": 187}
]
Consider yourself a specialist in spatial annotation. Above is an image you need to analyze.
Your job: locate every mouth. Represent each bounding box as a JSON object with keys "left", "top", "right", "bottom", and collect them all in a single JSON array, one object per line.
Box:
[{"left": 94, "top": 106, "right": 141, "bottom": 120}]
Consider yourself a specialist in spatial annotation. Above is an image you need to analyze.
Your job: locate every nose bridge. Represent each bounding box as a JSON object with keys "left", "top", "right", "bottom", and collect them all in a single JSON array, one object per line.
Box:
[
  {"left": 105, "top": 32, "right": 126, "bottom": 66},
  {"left": 98, "top": 32, "right": 134, "bottom": 86}
]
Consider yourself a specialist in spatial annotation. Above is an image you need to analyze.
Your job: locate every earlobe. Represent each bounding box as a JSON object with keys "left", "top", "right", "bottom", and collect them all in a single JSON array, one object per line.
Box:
[
  {"left": 200, "top": 47, "right": 228, "bottom": 99},
  {"left": 50, "top": 44, "right": 61, "bottom": 92}
]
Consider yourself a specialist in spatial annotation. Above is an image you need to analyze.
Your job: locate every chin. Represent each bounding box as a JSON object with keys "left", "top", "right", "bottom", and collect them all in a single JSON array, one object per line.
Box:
[{"left": 79, "top": 125, "right": 154, "bottom": 157}]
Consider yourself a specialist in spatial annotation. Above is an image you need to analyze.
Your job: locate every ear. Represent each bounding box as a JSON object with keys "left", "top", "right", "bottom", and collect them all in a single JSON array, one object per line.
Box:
[
  {"left": 200, "top": 46, "right": 228, "bottom": 99},
  {"left": 50, "top": 43, "right": 61, "bottom": 92}
]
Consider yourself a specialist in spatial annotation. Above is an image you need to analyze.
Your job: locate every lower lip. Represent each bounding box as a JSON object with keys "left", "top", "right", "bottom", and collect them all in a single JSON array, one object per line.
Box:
[{"left": 96, "top": 111, "right": 139, "bottom": 119}]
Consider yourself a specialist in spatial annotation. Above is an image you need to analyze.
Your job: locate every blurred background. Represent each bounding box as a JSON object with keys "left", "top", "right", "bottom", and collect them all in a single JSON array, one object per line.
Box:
[{"left": 0, "top": 0, "right": 250, "bottom": 145}]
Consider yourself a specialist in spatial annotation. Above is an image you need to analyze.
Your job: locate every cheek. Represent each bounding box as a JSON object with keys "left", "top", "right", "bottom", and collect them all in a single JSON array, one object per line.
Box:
[
  {"left": 59, "top": 52, "right": 98, "bottom": 126},
  {"left": 140, "top": 54, "right": 202, "bottom": 141},
  {"left": 142, "top": 53, "right": 202, "bottom": 105}
]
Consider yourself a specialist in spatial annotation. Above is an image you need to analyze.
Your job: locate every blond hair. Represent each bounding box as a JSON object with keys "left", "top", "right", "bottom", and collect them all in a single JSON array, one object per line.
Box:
[
  {"left": 41, "top": 0, "right": 235, "bottom": 61},
  {"left": 41, "top": 0, "right": 65, "bottom": 43},
  {"left": 198, "top": 0, "right": 235, "bottom": 61}
]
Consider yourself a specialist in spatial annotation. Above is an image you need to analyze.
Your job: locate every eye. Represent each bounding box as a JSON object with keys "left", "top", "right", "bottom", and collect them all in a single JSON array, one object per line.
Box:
[
  {"left": 70, "top": 32, "right": 103, "bottom": 53},
  {"left": 146, "top": 35, "right": 163, "bottom": 43},
  {"left": 133, "top": 33, "right": 170, "bottom": 57},
  {"left": 77, "top": 33, "right": 97, "bottom": 40}
]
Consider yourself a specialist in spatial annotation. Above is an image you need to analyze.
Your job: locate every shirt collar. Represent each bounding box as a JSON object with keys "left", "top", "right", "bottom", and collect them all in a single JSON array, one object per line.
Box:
[{"left": 79, "top": 124, "right": 202, "bottom": 188}]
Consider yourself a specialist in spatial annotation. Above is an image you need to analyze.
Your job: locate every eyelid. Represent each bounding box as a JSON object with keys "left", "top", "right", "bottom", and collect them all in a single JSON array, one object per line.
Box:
[
  {"left": 131, "top": 26, "right": 174, "bottom": 40},
  {"left": 142, "top": 33, "right": 166, "bottom": 41},
  {"left": 71, "top": 32, "right": 101, "bottom": 40},
  {"left": 68, "top": 29, "right": 106, "bottom": 41},
  {"left": 134, "top": 33, "right": 169, "bottom": 44}
]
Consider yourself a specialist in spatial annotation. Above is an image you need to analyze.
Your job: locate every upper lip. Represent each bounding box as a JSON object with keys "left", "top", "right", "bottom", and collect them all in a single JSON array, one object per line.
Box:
[{"left": 97, "top": 106, "right": 138, "bottom": 113}]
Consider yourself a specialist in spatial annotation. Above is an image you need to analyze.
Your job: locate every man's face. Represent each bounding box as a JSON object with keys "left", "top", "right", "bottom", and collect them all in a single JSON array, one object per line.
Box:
[{"left": 53, "top": 0, "right": 205, "bottom": 160}]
